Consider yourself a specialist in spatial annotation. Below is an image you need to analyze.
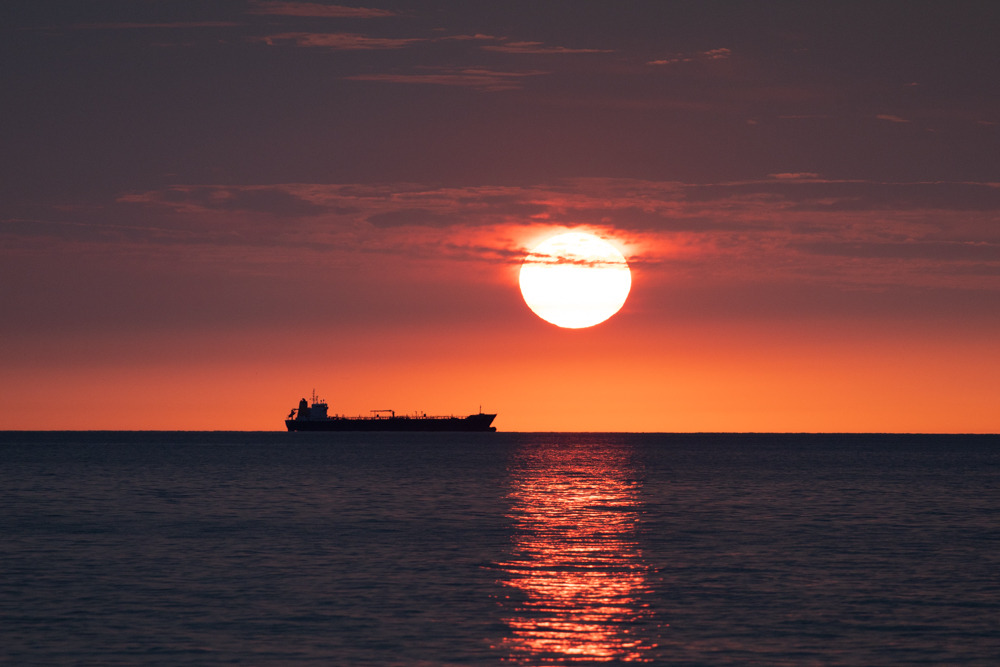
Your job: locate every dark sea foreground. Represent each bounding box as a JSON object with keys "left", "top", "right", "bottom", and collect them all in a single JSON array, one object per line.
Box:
[{"left": 1, "top": 432, "right": 998, "bottom": 665}]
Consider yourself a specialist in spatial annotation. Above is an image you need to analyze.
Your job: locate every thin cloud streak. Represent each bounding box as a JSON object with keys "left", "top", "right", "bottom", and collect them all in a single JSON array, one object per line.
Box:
[
  {"left": 248, "top": 2, "right": 396, "bottom": 18},
  {"left": 482, "top": 41, "right": 613, "bottom": 55},
  {"left": 257, "top": 32, "right": 420, "bottom": 49},
  {"left": 347, "top": 68, "right": 549, "bottom": 91},
  {"left": 647, "top": 47, "right": 732, "bottom": 65},
  {"left": 67, "top": 22, "right": 241, "bottom": 30}
]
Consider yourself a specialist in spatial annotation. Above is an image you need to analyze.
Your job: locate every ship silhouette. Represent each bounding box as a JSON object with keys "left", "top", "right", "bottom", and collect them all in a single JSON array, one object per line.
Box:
[{"left": 285, "top": 392, "right": 497, "bottom": 432}]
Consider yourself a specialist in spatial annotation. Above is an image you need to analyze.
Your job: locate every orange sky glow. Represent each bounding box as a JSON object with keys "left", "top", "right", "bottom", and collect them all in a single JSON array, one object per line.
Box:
[{"left": 2, "top": 3, "right": 998, "bottom": 432}]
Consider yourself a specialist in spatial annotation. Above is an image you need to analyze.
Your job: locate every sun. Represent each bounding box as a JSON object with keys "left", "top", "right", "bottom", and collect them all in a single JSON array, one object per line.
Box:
[{"left": 519, "top": 232, "right": 632, "bottom": 329}]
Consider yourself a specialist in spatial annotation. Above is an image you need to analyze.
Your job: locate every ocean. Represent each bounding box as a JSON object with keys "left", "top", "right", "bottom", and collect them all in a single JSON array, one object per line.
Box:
[{"left": 1, "top": 431, "right": 998, "bottom": 665}]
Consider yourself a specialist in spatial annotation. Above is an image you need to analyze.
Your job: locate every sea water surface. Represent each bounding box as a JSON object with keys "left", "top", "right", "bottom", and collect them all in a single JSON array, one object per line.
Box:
[{"left": 1, "top": 432, "right": 998, "bottom": 665}]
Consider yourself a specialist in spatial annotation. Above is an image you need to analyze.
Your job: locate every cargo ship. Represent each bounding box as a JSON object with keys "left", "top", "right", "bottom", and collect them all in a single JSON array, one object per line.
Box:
[{"left": 285, "top": 392, "right": 497, "bottom": 432}]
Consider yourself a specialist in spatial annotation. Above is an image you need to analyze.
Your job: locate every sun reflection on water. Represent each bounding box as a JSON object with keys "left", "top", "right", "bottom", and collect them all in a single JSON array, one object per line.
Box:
[{"left": 496, "top": 443, "right": 660, "bottom": 663}]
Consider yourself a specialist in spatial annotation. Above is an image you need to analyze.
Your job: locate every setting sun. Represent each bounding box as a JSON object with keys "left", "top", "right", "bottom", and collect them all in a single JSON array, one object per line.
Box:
[{"left": 518, "top": 232, "right": 632, "bottom": 329}]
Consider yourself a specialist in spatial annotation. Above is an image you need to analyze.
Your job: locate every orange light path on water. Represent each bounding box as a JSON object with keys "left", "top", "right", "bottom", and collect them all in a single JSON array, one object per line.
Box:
[{"left": 495, "top": 444, "right": 661, "bottom": 663}]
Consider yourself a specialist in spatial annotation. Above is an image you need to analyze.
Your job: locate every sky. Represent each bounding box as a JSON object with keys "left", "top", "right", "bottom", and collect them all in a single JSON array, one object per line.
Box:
[{"left": 2, "top": 1, "right": 999, "bottom": 432}]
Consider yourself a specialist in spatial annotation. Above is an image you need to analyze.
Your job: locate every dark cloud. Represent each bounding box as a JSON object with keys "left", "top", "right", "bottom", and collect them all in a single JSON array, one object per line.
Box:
[
  {"left": 794, "top": 241, "right": 1000, "bottom": 262},
  {"left": 684, "top": 181, "right": 1000, "bottom": 212},
  {"left": 440, "top": 242, "right": 528, "bottom": 265},
  {"left": 366, "top": 208, "right": 462, "bottom": 228},
  {"left": 542, "top": 205, "right": 765, "bottom": 232},
  {"left": 153, "top": 187, "right": 327, "bottom": 217},
  {"left": 215, "top": 189, "right": 327, "bottom": 216}
]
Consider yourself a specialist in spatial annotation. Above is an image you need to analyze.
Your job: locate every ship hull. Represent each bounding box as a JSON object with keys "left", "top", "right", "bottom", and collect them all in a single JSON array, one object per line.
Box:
[{"left": 286, "top": 413, "right": 497, "bottom": 432}]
